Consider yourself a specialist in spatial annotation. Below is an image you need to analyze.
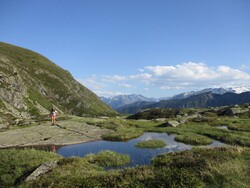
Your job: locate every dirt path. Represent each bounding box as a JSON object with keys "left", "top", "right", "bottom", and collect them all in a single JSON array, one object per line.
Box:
[{"left": 0, "top": 120, "right": 112, "bottom": 148}]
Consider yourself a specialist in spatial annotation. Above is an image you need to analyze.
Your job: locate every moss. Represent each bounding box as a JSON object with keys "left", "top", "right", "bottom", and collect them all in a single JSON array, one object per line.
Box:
[{"left": 135, "top": 139, "right": 166, "bottom": 148}]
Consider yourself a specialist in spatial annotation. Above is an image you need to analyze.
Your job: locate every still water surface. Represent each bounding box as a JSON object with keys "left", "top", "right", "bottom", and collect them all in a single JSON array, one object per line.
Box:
[{"left": 57, "top": 132, "right": 226, "bottom": 167}]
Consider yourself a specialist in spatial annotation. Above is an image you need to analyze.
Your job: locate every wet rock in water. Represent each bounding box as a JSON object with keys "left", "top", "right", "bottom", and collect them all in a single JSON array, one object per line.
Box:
[{"left": 25, "top": 160, "right": 59, "bottom": 181}]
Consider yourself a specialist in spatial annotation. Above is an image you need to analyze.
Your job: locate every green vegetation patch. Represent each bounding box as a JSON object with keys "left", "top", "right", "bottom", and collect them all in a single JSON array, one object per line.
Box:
[
  {"left": 158, "top": 122, "right": 250, "bottom": 147},
  {"left": 152, "top": 147, "right": 250, "bottom": 188},
  {"left": 21, "top": 147, "right": 250, "bottom": 188},
  {"left": 0, "top": 148, "right": 61, "bottom": 187},
  {"left": 127, "top": 108, "right": 197, "bottom": 120},
  {"left": 135, "top": 139, "right": 166, "bottom": 148},
  {"left": 227, "top": 119, "right": 250, "bottom": 132},
  {"left": 102, "top": 127, "right": 144, "bottom": 141},
  {"left": 85, "top": 150, "right": 130, "bottom": 167},
  {"left": 175, "top": 133, "right": 213, "bottom": 145}
]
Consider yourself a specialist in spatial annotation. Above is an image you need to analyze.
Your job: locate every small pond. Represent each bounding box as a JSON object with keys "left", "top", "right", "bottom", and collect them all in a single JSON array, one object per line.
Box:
[{"left": 57, "top": 132, "right": 226, "bottom": 168}]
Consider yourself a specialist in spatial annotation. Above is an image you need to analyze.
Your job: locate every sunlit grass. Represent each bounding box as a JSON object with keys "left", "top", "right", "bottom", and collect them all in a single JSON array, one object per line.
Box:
[
  {"left": 102, "top": 127, "right": 143, "bottom": 141},
  {"left": 175, "top": 133, "right": 213, "bottom": 145},
  {"left": 0, "top": 149, "right": 61, "bottom": 187},
  {"left": 135, "top": 139, "right": 166, "bottom": 148}
]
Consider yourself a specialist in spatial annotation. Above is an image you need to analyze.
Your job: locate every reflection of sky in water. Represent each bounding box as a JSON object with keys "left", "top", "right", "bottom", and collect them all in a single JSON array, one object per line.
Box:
[{"left": 57, "top": 132, "right": 226, "bottom": 168}]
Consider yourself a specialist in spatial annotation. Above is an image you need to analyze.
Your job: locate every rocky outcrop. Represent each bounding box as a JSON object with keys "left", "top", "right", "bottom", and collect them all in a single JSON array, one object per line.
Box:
[
  {"left": 0, "top": 119, "right": 112, "bottom": 148},
  {"left": 25, "top": 160, "right": 59, "bottom": 182}
]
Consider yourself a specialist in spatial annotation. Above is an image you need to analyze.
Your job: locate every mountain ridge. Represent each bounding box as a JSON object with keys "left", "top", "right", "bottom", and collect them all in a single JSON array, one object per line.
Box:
[
  {"left": 100, "top": 94, "right": 158, "bottom": 110},
  {"left": 0, "top": 42, "right": 116, "bottom": 126},
  {"left": 117, "top": 92, "right": 250, "bottom": 114},
  {"left": 100, "top": 86, "right": 250, "bottom": 112}
]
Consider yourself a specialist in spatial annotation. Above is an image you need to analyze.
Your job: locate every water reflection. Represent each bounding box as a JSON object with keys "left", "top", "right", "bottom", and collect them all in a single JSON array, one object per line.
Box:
[{"left": 57, "top": 132, "right": 226, "bottom": 167}]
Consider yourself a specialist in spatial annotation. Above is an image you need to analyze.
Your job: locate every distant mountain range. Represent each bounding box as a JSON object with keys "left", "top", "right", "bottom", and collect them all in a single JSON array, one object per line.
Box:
[
  {"left": 100, "top": 94, "right": 158, "bottom": 110},
  {"left": 118, "top": 92, "right": 250, "bottom": 114},
  {"left": 169, "top": 86, "right": 250, "bottom": 100},
  {"left": 100, "top": 86, "right": 250, "bottom": 114}
]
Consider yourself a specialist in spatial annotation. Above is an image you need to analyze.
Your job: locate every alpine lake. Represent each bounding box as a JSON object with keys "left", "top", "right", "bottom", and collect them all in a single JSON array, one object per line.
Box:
[{"left": 57, "top": 132, "right": 226, "bottom": 168}]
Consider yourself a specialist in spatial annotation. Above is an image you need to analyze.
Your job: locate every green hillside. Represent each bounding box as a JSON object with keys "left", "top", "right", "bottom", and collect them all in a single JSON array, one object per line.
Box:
[{"left": 0, "top": 42, "right": 116, "bottom": 125}]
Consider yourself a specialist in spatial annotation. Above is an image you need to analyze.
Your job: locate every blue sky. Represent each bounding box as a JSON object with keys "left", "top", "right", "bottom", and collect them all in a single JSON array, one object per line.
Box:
[{"left": 1, "top": 0, "right": 250, "bottom": 98}]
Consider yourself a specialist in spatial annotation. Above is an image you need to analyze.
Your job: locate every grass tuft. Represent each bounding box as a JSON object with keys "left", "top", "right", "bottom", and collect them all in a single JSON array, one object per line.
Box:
[
  {"left": 135, "top": 139, "right": 166, "bottom": 148},
  {"left": 175, "top": 133, "right": 213, "bottom": 145},
  {"left": 102, "top": 127, "right": 143, "bottom": 141}
]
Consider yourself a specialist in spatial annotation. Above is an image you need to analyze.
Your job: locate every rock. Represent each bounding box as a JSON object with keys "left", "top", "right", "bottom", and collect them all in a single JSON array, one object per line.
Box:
[
  {"left": 0, "top": 120, "right": 112, "bottom": 148},
  {"left": 167, "top": 120, "right": 180, "bottom": 127},
  {"left": 176, "top": 115, "right": 182, "bottom": 119},
  {"left": 25, "top": 160, "right": 59, "bottom": 182},
  {"left": 155, "top": 118, "right": 167, "bottom": 121},
  {"left": 179, "top": 119, "right": 186, "bottom": 124},
  {"left": 0, "top": 124, "right": 8, "bottom": 130},
  {"left": 225, "top": 108, "right": 242, "bottom": 116}
]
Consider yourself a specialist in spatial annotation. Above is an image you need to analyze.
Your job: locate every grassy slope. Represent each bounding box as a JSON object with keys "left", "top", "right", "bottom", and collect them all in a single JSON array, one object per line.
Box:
[{"left": 0, "top": 42, "right": 116, "bottom": 117}]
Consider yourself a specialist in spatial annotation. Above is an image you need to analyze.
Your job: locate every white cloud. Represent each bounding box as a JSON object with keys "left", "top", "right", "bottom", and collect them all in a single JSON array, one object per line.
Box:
[
  {"left": 129, "top": 73, "right": 152, "bottom": 80},
  {"left": 79, "top": 62, "right": 250, "bottom": 97},
  {"left": 100, "top": 75, "right": 127, "bottom": 83},
  {"left": 141, "top": 62, "right": 250, "bottom": 89},
  {"left": 239, "top": 64, "right": 250, "bottom": 71},
  {"left": 94, "top": 91, "right": 124, "bottom": 97},
  {"left": 118, "top": 83, "right": 134, "bottom": 88},
  {"left": 77, "top": 77, "right": 107, "bottom": 90}
]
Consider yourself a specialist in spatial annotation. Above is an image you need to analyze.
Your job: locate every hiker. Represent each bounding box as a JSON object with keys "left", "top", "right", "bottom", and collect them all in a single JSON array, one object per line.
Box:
[
  {"left": 50, "top": 145, "right": 56, "bottom": 152},
  {"left": 50, "top": 108, "right": 57, "bottom": 126}
]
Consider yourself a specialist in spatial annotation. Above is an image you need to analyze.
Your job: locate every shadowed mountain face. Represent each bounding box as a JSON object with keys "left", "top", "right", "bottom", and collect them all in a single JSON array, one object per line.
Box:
[{"left": 0, "top": 42, "right": 116, "bottom": 124}]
